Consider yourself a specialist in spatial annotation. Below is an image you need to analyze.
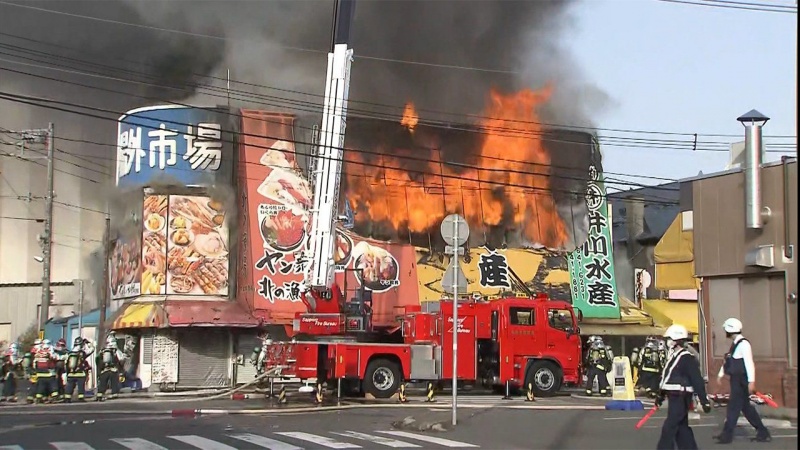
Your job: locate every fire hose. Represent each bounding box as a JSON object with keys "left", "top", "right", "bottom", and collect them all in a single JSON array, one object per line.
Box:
[{"left": 142, "top": 367, "right": 284, "bottom": 403}]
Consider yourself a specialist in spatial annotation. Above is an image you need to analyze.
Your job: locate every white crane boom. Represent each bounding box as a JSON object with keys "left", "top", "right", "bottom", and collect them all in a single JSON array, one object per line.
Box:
[{"left": 304, "top": 14, "right": 354, "bottom": 292}]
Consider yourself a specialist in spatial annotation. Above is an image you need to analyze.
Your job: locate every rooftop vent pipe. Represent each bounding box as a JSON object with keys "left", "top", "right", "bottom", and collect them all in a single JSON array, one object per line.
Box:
[{"left": 737, "top": 109, "right": 771, "bottom": 229}]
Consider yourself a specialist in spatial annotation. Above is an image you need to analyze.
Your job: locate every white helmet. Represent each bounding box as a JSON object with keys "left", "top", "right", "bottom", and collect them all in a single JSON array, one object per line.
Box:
[
  {"left": 722, "top": 318, "right": 743, "bottom": 334},
  {"left": 664, "top": 324, "right": 689, "bottom": 341}
]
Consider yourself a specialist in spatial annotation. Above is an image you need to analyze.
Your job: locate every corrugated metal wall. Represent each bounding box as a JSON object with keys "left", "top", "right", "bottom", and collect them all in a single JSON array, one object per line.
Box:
[{"left": 0, "top": 283, "right": 79, "bottom": 340}]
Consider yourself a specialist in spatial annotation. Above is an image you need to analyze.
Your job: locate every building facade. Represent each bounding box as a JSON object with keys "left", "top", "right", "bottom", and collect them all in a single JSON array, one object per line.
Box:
[{"left": 685, "top": 158, "right": 797, "bottom": 407}]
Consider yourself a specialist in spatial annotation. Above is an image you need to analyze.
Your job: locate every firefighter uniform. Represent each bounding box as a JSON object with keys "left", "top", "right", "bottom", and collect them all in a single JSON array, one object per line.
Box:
[
  {"left": 64, "top": 338, "right": 93, "bottom": 402},
  {"left": 584, "top": 338, "right": 611, "bottom": 396},
  {"left": 1, "top": 344, "right": 20, "bottom": 402},
  {"left": 637, "top": 340, "right": 662, "bottom": 397},
  {"left": 656, "top": 324, "right": 711, "bottom": 450},
  {"left": 714, "top": 318, "right": 770, "bottom": 444},
  {"left": 630, "top": 347, "right": 641, "bottom": 385},
  {"left": 96, "top": 343, "right": 121, "bottom": 401},
  {"left": 53, "top": 339, "right": 68, "bottom": 398},
  {"left": 32, "top": 339, "right": 58, "bottom": 403}
]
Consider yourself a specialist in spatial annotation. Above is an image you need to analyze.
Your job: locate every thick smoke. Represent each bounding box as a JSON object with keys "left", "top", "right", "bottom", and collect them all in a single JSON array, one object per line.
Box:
[{"left": 1, "top": 0, "right": 608, "bottom": 290}]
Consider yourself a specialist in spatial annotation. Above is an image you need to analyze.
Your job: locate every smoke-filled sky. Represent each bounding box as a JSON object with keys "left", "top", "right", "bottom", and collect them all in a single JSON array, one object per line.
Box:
[{"left": 0, "top": 0, "right": 608, "bottom": 140}]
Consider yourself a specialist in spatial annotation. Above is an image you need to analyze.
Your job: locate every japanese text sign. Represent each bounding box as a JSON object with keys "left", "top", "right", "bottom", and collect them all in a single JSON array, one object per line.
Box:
[
  {"left": 567, "top": 165, "right": 621, "bottom": 319},
  {"left": 116, "top": 105, "right": 234, "bottom": 188}
]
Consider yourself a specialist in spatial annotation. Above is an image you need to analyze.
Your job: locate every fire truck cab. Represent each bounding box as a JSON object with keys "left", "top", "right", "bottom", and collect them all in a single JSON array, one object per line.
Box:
[{"left": 261, "top": 293, "right": 583, "bottom": 399}]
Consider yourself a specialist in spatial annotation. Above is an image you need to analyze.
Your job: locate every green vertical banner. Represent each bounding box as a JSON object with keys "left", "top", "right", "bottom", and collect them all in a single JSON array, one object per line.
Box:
[{"left": 568, "top": 165, "right": 621, "bottom": 319}]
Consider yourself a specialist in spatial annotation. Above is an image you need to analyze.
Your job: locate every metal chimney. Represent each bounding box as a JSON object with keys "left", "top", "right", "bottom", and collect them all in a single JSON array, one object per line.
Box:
[{"left": 737, "top": 109, "right": 770, "bottom": 229}]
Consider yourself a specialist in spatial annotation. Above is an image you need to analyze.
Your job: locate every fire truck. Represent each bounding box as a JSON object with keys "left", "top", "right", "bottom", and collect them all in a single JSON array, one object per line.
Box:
[{"left": 257, "top": 0, "right": 584, "bottom": 399}]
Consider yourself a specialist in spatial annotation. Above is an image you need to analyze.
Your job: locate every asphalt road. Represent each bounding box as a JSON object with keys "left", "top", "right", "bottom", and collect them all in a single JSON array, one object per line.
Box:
[{"left": 0, "top": 402, "right": 796, "bottom": 450}]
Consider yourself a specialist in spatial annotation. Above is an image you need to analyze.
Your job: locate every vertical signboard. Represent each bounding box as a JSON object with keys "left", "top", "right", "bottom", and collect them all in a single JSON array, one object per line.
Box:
[
  {"left": 166, "top": 195, "right": 229, "bottom": 295},
  {"left": 109, "top": 235, "right": 142, "bottom": 300},
  {"left": 116, "top": 105, "right": 234, "bottom": 188},
  {"left": 142, "top": 195, "right": 168, "bottom": 295},
  {"left": 567, "top": 165, "right": 621, "bottom": 319},
  {"left": 141, "top": 194, "right": 230, "bottom": 296}
]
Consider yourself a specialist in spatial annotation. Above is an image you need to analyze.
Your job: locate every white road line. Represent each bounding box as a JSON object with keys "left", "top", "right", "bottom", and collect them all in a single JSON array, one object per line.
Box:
[
  {"left": 49, "top": 443, "right": 95, "bottom": 450},
  {"left": 275, "top": 432, "right": 361, "bottom": 449},
  {"left": 0, "top": 446, "right": 24, "bottom": 450},
  {"left": 773, "top": 434, "right": 798, "bottom": 438},
  {"left": 332, "top": 431, "right": 421, "bottom": 448},
  {"left": 642, "top": 423, "right": 718, "bottom": 429},
  {"left": 110, "top": 438, "right": 168, "bottom": 450},
  {"left": 377, "top": 431, "right": 479, "bottom": 448},
  {"left": 228, "top": 433, "right": 304, "bottom": 450},
  {"left": 167, "top": 435, "right": 238, "bottom": 450}
]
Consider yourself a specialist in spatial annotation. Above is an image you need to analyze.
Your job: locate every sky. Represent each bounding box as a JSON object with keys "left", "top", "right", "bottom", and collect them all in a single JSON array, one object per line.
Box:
[{"left": 566, "top": 0, "right": 797, "bottom": 185}]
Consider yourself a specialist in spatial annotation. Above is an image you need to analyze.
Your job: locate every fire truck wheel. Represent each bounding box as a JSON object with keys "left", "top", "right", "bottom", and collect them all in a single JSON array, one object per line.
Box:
[
  {"left": 364, "top": 358, "right": 401, "bottom": 399},
  {"left": 526, "top": 360, "right": 562, "bottom": 397}
]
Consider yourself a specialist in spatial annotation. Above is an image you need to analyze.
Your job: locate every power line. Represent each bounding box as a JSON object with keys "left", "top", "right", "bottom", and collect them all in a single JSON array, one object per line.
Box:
[
  {"left": 0, "top": 91, "right": 684, "bottom": 205},
  {"left": 0, "top": 53, "right": 793, "bottom": 163},
  {"left": 655, "top": 0, "right": 798, "bottom": 13},
  {"left": 0, "top": 32, "right": 796, "bottom": 142},
  {"left": 0, "top": 215, "right": 42, "bottom": 221}
]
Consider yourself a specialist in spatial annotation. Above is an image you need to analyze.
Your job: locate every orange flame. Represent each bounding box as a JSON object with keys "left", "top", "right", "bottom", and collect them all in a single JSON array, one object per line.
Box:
[
  {"left": 400, "top": 102, "right": 419, "bottom": 131},
  {"left": 344, "top": 87, "right": 569, "bottom": 249}
]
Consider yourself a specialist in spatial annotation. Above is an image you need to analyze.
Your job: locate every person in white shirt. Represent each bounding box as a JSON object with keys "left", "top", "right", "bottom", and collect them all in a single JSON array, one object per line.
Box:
[{"left": 714, "top": 318, "right": 771, "bottom": 444}]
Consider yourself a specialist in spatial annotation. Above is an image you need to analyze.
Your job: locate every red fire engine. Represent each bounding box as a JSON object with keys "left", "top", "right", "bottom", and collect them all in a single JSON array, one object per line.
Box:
[
  {"left": 264, "top": 287, "right": 583, "bottom": 399},
  {"left": 257, "top": 0, "right": 584, "bottom": 399}
]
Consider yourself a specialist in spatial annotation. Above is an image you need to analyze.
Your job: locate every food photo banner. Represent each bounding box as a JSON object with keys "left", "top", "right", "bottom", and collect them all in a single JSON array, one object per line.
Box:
[
  {"left": 116, "top": 105, "right": 235, "bottom": 188},
  {"left": 141, "top": 194, "right": 230, "bottom": 297}
]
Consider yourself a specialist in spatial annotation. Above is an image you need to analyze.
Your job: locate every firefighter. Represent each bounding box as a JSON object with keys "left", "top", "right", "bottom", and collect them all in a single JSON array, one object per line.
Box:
[
  {"left": 657, "top": 339, "right": 668, "bottom": 366},
  {"left": 32, "top": 339, "right": 58, "bottom": 403},
  {"left": 714, "top": 318, "right": 771, "bottom": 444},
  {"left": 64, "top": 337, "right": 93, "bottom": 403},
  {"left": 637, "top": 339, "right": 662, "bottom": 397},
  {"left": 1, "top": 342, "right": 20, "bottom": 402},
  {"left": 630, "top": 346, "right": 641, "bottom": 386},
  {"left": 96, "top": 333, "right": 123, "bottom": 401},
  {"left": 584, "top": 338, "right": 611, "bottom": 396},
  {"left": 655, "top": 324, "right": 712, "bottom": 450},
  {"left": 53, "top": 338, "right": 68, "bottom": 399}
]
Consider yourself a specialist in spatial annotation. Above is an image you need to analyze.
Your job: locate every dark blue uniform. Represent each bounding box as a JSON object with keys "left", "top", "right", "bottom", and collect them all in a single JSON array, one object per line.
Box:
[
  {"left": 716, "top": 338, "right": 770, "bottom": 443},
  {"left": 656, "top": 347, "right": 710, "bottom": 450}
]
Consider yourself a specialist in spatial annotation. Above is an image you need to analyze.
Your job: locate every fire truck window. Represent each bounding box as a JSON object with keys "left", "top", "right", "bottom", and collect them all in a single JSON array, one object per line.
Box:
[
  {"left": 548, "top": 309, "right": 573, "bottom": 331},
  {"left": 510, "top": 308, "right": 535, "bottom": 326}
]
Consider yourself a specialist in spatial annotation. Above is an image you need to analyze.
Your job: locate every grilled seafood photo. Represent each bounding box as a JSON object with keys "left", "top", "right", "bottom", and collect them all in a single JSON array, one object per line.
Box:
[{"left": 352, "top": 241, "right": 399, "bottom": 292}]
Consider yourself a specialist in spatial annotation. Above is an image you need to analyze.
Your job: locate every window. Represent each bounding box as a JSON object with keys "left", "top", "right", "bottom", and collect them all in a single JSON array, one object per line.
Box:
[
  {"left": 510, "top": 308, "right": 535, "bottom": 326},
  {"left": 548, "top": 308, "right": 574, "bottom": 332}
]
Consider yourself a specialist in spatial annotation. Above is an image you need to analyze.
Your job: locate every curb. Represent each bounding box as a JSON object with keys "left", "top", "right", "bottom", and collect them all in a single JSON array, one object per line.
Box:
[
  {"left": 570, "top": 393, "right": 655, "bottom": 406},
  {"left": 737, "top": 417, "right": 794, "bottom": 429},
  {"left": 170, "top": 403, "right": 609, "bottom": 416}
]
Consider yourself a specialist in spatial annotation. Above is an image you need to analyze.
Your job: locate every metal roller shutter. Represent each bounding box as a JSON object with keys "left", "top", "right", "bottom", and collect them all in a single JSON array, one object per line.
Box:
[
  {"left": 178, "top": 329, "right": 231, "bottom": 388},
  {"left": 235, "top": 332, "right": 260, "bottom": 385}
]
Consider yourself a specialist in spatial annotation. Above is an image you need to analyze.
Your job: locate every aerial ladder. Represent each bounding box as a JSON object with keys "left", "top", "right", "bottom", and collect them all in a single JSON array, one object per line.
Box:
[{"left": 298, "top": 0, "right": 373, "bottom": 335}]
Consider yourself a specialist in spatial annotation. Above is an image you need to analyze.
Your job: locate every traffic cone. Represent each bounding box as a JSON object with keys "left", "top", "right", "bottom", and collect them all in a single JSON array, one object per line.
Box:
[
  {"left": 525, "top": 383, "right": 536, "bottom": 402},
  {"left": 398, "top": 383, "right": 409, "bottom": 403},
  {"left": 424, "top": 382, "right": 436, "bottom": 403}
]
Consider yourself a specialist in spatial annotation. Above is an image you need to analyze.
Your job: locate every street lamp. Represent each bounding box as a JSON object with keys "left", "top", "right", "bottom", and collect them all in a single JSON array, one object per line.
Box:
[{"left": 736, "top": 110, "right": 770, "bottom": 229}]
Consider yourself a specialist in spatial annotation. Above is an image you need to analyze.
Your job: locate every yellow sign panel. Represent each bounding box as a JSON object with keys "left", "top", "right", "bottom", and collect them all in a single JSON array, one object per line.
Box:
[
  {"left": 415, "top": 247, "right": 571, "bottom": 302},
  {"left": 611, "top": 356, "right": 636, "bottom": 401}
]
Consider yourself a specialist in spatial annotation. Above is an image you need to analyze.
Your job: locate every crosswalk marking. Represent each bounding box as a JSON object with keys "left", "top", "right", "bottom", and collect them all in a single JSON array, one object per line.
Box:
[
  {"left": 228, "top": 433, "right": 304, "bottom": 450},
  {"left": 276, "top": 432, "right": 361, "bottom": 449},
  {"left": 377, "top": 431, "right": 479, "bottom": 448},
  {"left": 110, "top": 438, "right": 168, "bottom": 450},
  {"left": 0, "top": 446, "right": 24, "bottom": 450},
  {"left": 49, "top": 443, "right": 95, "bottom": 450},
  {"left": 168, "top": 435, "right": 238, "bottom": 450},
  {"left": 332, "top": 431, "right": 421, "bottom": 448}
]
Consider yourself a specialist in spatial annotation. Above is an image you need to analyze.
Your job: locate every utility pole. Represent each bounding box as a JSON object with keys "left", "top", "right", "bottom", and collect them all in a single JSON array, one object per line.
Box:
[
  {"left": 97, "top": 216, "right": 111, "bottom": 345},
  {"left": 38, "top": 122, "right": 55, "bottom": 335}
]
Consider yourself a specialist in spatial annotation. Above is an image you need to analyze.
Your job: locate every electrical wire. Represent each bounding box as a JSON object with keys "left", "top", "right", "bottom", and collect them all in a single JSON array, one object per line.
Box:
[
  {"left": 0, "top": 31, "right": 795, "bottom": 141},
  {"left": 655, "top": 0, "right": 798, "bottom": 14},
  {"left": 0, "top": 92, "right": 686, "bottom": 205}
]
